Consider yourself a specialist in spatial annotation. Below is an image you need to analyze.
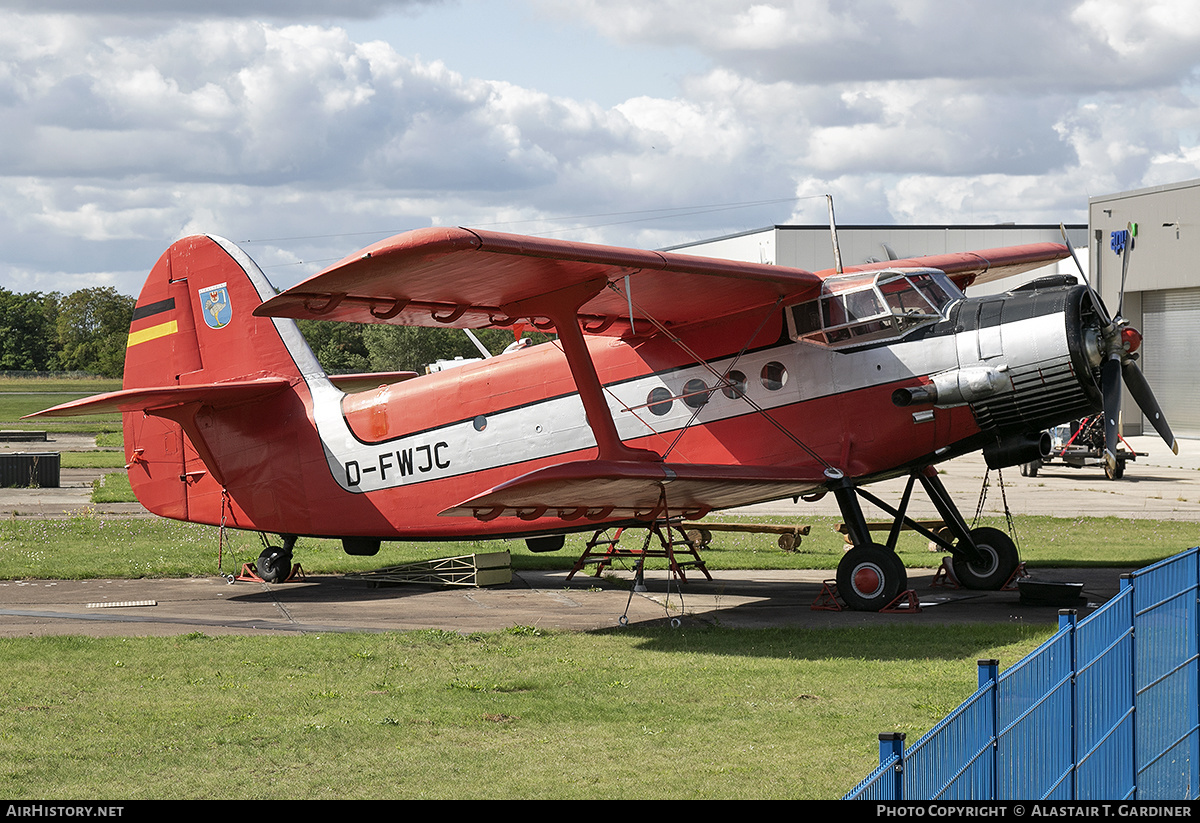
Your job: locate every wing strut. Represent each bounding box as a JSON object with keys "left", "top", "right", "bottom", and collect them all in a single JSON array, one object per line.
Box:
[{"left": 501, "top": 277, "right": 660, "bottom": 464}]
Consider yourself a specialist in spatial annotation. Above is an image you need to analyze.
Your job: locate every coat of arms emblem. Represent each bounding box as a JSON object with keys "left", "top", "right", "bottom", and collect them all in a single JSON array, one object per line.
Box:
[{"left": 199, "top": 283, "right": 232, "bottom": 329}]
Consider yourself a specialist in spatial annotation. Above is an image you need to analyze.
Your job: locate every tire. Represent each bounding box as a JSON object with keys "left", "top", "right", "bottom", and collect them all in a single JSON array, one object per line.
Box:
[
  {"left": 951, "top": 527, "right": 1018, "bottom": 590},
  {"left": 836, "top": 544, "right": 907, "bottom": 612},
  {"left": 1105, "top": 459, "right": 1125, "bottom": 481},
  {"left": 1021, "top": 461, "right": 1039, "bottom": 477},
  {"left": 256, "top": 547, "right": 292, "bottom": 584}
]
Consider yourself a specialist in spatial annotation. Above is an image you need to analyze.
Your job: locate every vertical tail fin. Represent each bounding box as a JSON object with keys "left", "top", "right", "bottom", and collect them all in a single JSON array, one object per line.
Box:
[
  {"left": 117, "top": 236, "right": 324, "bottom": 524},
  {"left": 124, "top": 235, "right": 323, "bottom": 389}
]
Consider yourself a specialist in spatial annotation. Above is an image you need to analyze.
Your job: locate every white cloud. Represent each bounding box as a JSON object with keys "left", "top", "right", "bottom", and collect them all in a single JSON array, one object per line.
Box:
[{"left": 1, "top": 1, "right": 1200, "bottom": 298}]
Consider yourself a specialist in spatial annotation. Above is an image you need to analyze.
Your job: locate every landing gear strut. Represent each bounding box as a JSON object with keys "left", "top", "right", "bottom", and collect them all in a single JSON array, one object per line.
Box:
[{"left": 827, "top": 467, "right": 1019, "bottom": 610}]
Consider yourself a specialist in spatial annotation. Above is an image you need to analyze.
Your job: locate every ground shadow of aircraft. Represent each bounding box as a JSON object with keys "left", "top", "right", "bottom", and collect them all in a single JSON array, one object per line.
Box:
[{"left": 31, "top": 223, "right": 1175, "bottom": 610}]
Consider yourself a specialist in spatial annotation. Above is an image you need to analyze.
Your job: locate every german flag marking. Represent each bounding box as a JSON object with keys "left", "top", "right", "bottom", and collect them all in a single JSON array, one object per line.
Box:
[{"left": 127, "top": 320, "right": 178, "bottom": 348}]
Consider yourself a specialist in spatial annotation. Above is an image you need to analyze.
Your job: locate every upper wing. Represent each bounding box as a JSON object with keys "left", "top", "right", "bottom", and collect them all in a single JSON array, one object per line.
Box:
[
  {"left": 255, "top": 227, "right": 823, "bottom": 334},
  {"left": 839, "top": 242, "right": 1071, "bottom": 291}
]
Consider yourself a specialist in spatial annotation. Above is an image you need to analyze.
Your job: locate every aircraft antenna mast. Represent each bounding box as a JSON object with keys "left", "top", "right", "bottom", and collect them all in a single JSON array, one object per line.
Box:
[{"left": 826, "top": 195, "right": 844, "bottom": 274}]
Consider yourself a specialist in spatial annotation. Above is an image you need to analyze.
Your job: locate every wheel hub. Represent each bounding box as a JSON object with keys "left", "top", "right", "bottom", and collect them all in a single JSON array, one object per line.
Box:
[
  {"left": 852, "top": 563, "right": 884, "bottom": 597},
  {"left": 967, "top": 545, "right": 999, "bottom": 577}
]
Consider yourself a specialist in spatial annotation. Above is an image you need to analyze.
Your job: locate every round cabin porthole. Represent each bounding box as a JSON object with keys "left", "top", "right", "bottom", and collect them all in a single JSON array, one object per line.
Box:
[
  {"left": 761, "top": 361, "right": 788, "bottom": 391},
  {"left": 722, "top": 370, "right": 747, "bottom": 399},
  {"left": 647, "top": 387, "right": 673, "bottom": 416},
  {"left": 683, "top": 378, "right": 710, "bottom": 409},
  {"left": 473, "top": 415, "right": 487, "bottom": 431}
]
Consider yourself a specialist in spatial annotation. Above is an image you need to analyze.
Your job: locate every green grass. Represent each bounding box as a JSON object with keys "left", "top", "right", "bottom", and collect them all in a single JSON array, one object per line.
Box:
[
  {"left": 0, "top": 376, "right": 122, "bottom": 431},
  {"left": 64, "top": 451, "right": 126, "bottom": 469},
  {"left": 0, "top": 624, "right": 1054, "bottom": 799},
  {"left": 90, "top": 470, "right": 132, "bottom": 501},
  {"left": 0, "top": 510, "right": 1192, "bottom": 581},
  {"left": 0, "top": 376, "right": 121, "bottom": 393}
]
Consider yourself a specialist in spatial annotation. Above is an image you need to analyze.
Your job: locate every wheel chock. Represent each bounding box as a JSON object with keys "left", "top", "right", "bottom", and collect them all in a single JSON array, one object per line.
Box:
[
  {"left": 811, "top": 580, "right": 844, "bottom": 611},
  {"left": 931, "top": 557, "right": 960, "bottom": 589},
  {"left": 881, "top": 590, "right": 921, "bottom": 613},
  {"left": 1001, "top": 562, "right": 1028, "bottom": 591},
  {"left": 812, "top": 581, "right": 920, "bottom": 613},
  {"left": 931, "top": 558, "right": 1027, "bottom": 592},
  {"left": 236, "top": 562, "right": 305, "bottom": 583}
]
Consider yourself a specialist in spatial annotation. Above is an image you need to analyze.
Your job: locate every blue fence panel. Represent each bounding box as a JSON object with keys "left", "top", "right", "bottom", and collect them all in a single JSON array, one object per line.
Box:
[
  {"left": 846, "top": 547, "right": 1200, "bottom": 801},
  {"left": 1073, "top": 588, "right": 1135, "bottom": 800},
  {"left": 1131, "top": 553, "right": 1199, "bottom": 800},
  {"left": 845, "top": 758, "right": 898, "bottom": 800},
  {"left": 903, "top": 684, "right": 996, "bottom": 799},
  {"left": 995, "top": 627, "right": 1075, "bottom": 798}
]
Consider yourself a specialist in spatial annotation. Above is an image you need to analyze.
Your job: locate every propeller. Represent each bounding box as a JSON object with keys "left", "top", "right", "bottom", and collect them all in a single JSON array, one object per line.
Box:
[{"left": 1060, "top": 223, "right": 1178, "bottom": 473}]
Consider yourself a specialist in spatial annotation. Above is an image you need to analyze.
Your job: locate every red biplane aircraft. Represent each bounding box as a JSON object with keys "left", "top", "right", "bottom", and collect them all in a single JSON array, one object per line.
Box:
[{"left": 31, "top": 224, "right": 1176, "bottom": 610}]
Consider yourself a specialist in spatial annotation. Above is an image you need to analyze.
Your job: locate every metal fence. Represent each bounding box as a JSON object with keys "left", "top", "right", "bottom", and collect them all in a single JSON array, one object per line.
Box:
[{"left": 845, "top": 548, "right": 1200, "bottom": 800}]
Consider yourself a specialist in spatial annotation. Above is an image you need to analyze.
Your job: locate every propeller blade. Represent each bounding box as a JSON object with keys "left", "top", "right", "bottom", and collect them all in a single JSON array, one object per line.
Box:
[
  {"left": 1101, "top": 357, "right": 1123, "bottom": 472},
  {"left": 1116, "top": 222, "right": 1133, "bottom": 319},
  {"left": 1060, "top": 223, "right": 1111, "bottom": 326},
  {"left": 1122, "top": 360, "right": 1179, "bottom": 455}
]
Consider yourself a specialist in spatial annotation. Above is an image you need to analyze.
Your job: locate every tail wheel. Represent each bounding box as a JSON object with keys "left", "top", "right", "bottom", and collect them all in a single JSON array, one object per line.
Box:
[
  {"left": 836, "top": 544, "right": 907, "bottom": 612},
  {"left": 256, "top": 547, "right": 293, "bottom": 584},
  {"left": 951, "top": 527, "right": 1018, "bottom": 590}
]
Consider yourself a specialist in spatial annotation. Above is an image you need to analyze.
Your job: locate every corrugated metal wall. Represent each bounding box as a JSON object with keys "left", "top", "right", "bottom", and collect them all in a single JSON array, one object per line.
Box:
[{"left": 1142, "top": 288, "right": 1200, "bottom": 438}]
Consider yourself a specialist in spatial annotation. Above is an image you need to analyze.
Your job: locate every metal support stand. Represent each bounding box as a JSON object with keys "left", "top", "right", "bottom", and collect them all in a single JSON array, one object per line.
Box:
[{"left": 567, "top": 521, "right": 712, "bottom": 583}]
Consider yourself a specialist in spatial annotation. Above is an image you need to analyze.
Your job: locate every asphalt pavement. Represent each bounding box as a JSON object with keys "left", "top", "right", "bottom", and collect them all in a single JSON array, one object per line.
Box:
[{"left": 0, "top": 432, "right": 1195, "bottom": 637}]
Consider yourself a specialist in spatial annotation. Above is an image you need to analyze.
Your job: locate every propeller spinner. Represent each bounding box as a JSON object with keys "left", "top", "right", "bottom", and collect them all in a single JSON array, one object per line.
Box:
[{"left": 1062, "top": 223, "right": 1178, "bottom": 473}]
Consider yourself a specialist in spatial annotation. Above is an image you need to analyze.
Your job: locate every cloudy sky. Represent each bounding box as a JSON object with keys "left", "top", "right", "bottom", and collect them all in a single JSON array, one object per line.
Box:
[{"left": 3, "top": 0, "right": 1200, "bottom": 297}]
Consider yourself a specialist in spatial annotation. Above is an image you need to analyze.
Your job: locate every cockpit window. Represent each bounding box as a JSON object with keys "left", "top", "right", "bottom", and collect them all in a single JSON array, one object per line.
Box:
[{"left": 786, "top": 269, "right": 961, "bottom": 348}]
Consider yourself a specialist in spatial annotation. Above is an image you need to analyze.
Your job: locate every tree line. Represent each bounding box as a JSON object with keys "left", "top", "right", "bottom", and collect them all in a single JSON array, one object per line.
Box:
[
  {"left": 0, "top": 287, "right": 134, "bottom": 377},
  {"left": 297, "top": 321, "right": 552, "bottom": 375},
  {"left": 0, "top": 285, "right": 548, "bottom": 378}
]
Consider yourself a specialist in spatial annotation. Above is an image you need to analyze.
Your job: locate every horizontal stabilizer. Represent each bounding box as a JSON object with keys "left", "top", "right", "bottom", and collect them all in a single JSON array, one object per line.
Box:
[
  {"left": 26, "top": 378, "right": 293, "bottom": 418},
  {"left": 440, "top": 460, "right": 826, "bottom": 523}
]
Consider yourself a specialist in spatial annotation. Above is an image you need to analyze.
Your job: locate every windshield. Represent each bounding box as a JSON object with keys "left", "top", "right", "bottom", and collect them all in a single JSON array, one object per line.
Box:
[{"left": 787, "top": 269, "right": 961, "bottom": 347}]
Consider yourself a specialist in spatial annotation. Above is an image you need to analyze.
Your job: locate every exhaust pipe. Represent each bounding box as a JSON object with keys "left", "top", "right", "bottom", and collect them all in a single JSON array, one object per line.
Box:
[
  {"left": 983, "top": 431, "right": 1052, "bottom": 470},
  {"left": 893, "top": 366, "right": 1008, "bottom": 408}
]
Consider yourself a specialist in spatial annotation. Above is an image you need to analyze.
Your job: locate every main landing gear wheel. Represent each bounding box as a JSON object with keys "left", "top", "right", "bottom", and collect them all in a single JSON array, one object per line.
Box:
[
  {"left": 836, "top": 544, "right": 908, "bottom": 612},
  {"left": 256, "top": 546, "right": 293, "bottom": 584},
  {"left": 950, "top": 527, "right": 1018, "bottom": 590}
]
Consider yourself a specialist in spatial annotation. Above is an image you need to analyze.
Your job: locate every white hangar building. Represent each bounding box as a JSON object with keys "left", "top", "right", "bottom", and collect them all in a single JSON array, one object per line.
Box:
[{"left": 1090, "top": 178, "right": 1200, "bottom": 439}]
